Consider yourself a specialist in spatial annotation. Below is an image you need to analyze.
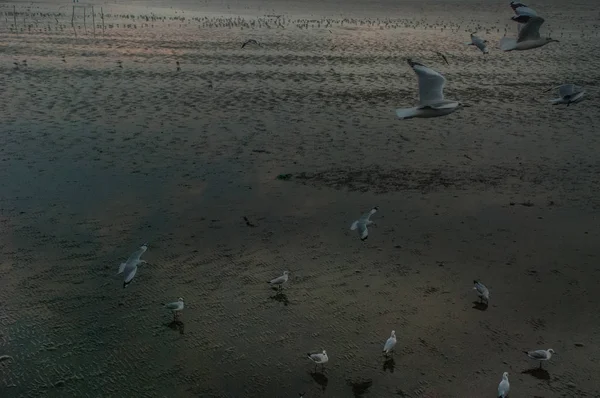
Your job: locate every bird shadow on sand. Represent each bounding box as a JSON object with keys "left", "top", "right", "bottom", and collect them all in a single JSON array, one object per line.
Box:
[
  {"left": 383, "top": 357, "right": 395, "bottom": 373},
  {"left": 269, "top": 292, "right": 289, "bottom": 306},
  {"left": 165, "top": 320, "right": 185, "bottom": 334},
  {"left": 472, "top": 301, "right": 488, "bottom": 311},
  {"left": 309, "top": 371, "right": 328, "bottom": 391},
  {"left": 346, "top": 379, "right": 373, "bottom": 397},
  {"left": 521, "top": 367, "right": 550, "bottom": 380}
]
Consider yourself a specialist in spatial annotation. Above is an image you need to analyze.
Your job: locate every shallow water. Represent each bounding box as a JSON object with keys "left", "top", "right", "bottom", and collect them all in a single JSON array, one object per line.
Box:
[{"left": 1, "top": 0, "right": 600, "bottom": 397}]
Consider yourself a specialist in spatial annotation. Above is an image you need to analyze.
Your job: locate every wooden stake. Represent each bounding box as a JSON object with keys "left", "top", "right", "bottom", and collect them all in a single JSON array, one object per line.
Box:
[
  {"left": 13, "top": 5, "right": 17, "bottom": 34},
  {"left": 92, "top": 6, "right": 96, "bottom": 37},
  {"left": 83, "top": 6, "right": 87, "bottom": 34},
  {"left": 71, "top": 5, "right": 76, "bottom": 36},
  {"left": 101, "top": 7, "right": 105, "bottom": 35}
]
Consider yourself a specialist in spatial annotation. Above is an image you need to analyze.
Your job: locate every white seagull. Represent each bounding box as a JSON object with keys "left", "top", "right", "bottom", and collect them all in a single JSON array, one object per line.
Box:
[
  {"left": 383, "top": 330, "right": 397, "bottom": 356},
  {"left": 350, "top": 207, "right": 378, "bottom": 241},
  {"left": 118, "top": 243, "right": 148, "bottom": 288},
  {"left": 267, "top": 270, "right": 289, "bottom": 290},
  {"left": 466, "top": 32, "right": 489, "bottom": 54},
  {"left": 498, "top": 372, "right": 510, "bottom": 398},
  {"left": 396, "top": 59, "right": 465, "bottom": 120},
  {"left": 164, "top": 297, "right": 184, "bottom": 320},
  {"left": 500, "top": 16, "right": 559, "bottom": 51},
  {"left": 524, "top": 348, "right": 555, "bottom": 368},
  {"left": 546, "top": 84, "right": 585, "bottom": 106},
  {"left": 510, "top": 1, "right": 538, "bottom": 23},
  {"left": 307, "top": 349, "right": 329, "bottom": 372},
  {"left": 473, "top": 280, "right": 490, "bottom": 304}
]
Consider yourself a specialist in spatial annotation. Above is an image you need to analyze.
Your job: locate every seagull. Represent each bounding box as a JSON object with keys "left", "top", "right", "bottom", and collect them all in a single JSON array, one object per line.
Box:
[
  {"left": 524, "top": 348, "right": 555, "bottom": 368},
  {"left": 466, "top": 32, "right": 489, "bottom": 54},
  {"left": 176, "top": 61, "right": 181, "bottom": 71},
  {"left": 307, "top": 350, "right": 328, "bottom": 372},
  {"left": 383, "top": 330, "right": 397, "bottom": 356},
  {"left": 267, "top": 270, "right": 289, "bottom": 290},
  {"left": 498, "top": 372, "right": 510, "bottom": 398},
  {"left": 117, "top": 60, "right": 123, "bottom": 68},
  {"left": 546, "top": 84, "right": 585, "bottom": 106},
  {"left": 241, "top": 39, "right": 260, "bottom": 48},
  {"left": 117, "top": 243, "right": 148, "bottom": 288},
  {"left": 396, "top": 59, "right": 465, "bottom": 120},
  {"left": 510, "top": 1, "right": 538, "bottom": 23},
  {"left": 350, "top": 206, "right": 378, "bottom": 241},
  {"left": 499, "top": 17, "right": 558, "bottom": 51},
  {"left": 164, "top": 297, "right": 184, "bottom": 320},
  {"left": 473, "top": 280, "right": 490, "bottom": 304}
]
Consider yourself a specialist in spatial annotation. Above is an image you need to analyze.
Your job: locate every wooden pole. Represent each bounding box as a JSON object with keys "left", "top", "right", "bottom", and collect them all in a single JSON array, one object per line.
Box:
[
  {"left": 13, "top": 5, "right": 17, "bottom": 33},
  {"left": 83, "top": 6, "right": 87, "bottom": 34},
  {"left": 92, "top": 6, "right": 96, "bottom": 37},
  {"left": 71, "top": 6, "right": 76, "bottom": 36},
  {"left": 100, "top": 7, "right": 105, "bottom": 35}
]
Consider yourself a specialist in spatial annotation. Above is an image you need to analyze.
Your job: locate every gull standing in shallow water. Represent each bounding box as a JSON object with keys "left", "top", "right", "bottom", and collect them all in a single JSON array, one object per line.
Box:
[
  {"left": 383, "top": 330, "right": 397, "bottom": 356},
  {"left": 118, "top": 243, "right": 148, "bottom": 288},
  {"left": 466, "top": 32, "right": 489, "bottom": 54},
  {"left": 396, "top": 59, "right": 466, "bottom": 120},
  {"left": 546, "top": 84, "right": 585, "bottom": 106},
  {"left": 498, "top": 372, "right": 510, "bottom": 398},
  {"left": 500, "top": 16, "right": 558, "bottom": 51},
  {"left": 524, "top": 348, "right": 555, "bottom": 368},
  {"left": 350, "top": 207, "right": 378, "bottom": 241},
  {"left": 164, "top": 297, "right": 184, "bottom": 320},
  {"left": 307, "top": 350, "right": 328, "bottom": 372},
  {"left": 267, "top": 271, "right": 289, "bottom": 290},
  {"left": 473, "top": 280, "right": 490, "bottom": 304}
]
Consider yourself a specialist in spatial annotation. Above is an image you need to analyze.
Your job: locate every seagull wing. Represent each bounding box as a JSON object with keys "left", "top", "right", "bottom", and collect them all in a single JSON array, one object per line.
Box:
[
  {"left": 165, "top": 301, "right": 182, "bottom": 310},
  {"left": 357, "top": 223, "right": 369, "bottom": 240},
  {"left": 123, "top": 263, "right": 138, "bottom": 284},
  {"left": 309, "top": 353, "right": 324, "bottom": 363},
  {"left": 408, "top": 59, "right": 446, "bottom": 105},
  {"left": 527, "top": 350, "right": 549, "bottom": 359},
  {"left": 383, "top": 337, "right": 396, "bottom": 352},
  {"left": 498, "top": 379, "right": 510, "bottom": 397},
  {"left": 558, "top": 84, "right": 581, "bottom": 98},
  {"left": 517, "top": 16, "right": 544, "bottom": 42},
  {"left": 269, "top": 274, "right": 286, "bottom": 284},
  {"left": 359, "top": 207, "right": 377, "bottom": 222},
  {"left": 515, "top": 5, "right": 537, "bottom": 17}
]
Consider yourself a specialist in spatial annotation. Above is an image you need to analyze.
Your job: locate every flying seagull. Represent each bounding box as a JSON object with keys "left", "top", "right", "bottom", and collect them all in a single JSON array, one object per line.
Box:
[
  {"left": 396, "top": 59, "right": 466, "bottom": 120},
  {"left": 163, "top": 297, "right": 184, "bottom": 320},
  {"left": 307, "top": 350, "right": 328, "bottom": 372},
  {"left": 466, "top": 32, "right": 489, "bottom": 54},
  {"left": 510, "top": 1, "right": 538, "bottom": 23},
  {"left": 267, "top": 270, "right": 289, "bottom": 290},
  {"left": 117, "top": 243, "right": 148, "bottom": 288},
  {"left": 241, "top": 39, "right": 260, "bottom": 48},
  {"left": 383, "top": 330, "right": 397, "bottom": 357},
  {"left": 546, "top": 84, "right": 585, "bottom": 106},
  {"left": 473, "top": 280, "right": 490, "bottom": 304},
  {"left": 500, "top": 17, "right": 558, "bottom": 51},
  {"left": 350, "top": 207, "right": 378, "bottom": 241},
  {"left": 498, "top": 372, "right": 510, "bottom": 398},
  {"left": 524, "top": 348, "right": 555, "bottom": 368}
]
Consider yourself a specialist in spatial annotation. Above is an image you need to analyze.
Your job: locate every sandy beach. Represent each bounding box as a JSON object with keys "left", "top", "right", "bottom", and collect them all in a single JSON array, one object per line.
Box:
[{"left": 1, "top": 0, "right": 600, "bottom": 396}]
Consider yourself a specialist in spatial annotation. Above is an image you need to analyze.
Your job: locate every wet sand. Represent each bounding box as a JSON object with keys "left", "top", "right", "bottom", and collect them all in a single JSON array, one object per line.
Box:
[{"left": 1, "top": 0, "right": 600, "bottom": 396}]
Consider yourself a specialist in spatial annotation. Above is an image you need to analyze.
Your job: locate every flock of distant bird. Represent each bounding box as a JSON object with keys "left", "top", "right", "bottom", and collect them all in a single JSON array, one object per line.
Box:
[{"left": 396, "top": 1, "right": 585, "bottom": 121}]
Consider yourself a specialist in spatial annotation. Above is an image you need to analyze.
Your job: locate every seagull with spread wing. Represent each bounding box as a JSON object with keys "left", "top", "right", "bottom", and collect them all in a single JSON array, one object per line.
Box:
[
  {"left": 350, "top": 207, "right": 378, "bottom": 241},
  {"left": 500, "top": 16, "right": 558, "bottom": 51}
]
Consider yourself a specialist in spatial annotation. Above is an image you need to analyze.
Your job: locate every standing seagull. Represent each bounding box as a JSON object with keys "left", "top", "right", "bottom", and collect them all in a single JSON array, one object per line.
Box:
[
  {"left": 267, "top": 270, "right": 289, "bottom": 290},
  {"left": 383, "top": 330, "right": 397, "bottom": 357},
  {"left": 164, "top": 297, "right": 184, "bottom": 321},
  {"left": 546, "top": 84, "right": 585, "bottom": 106},
  {"left": 473, "top": 280, "right": 490, "bottom": 304},
  {"left": 524, "top": 348, "right": 555, "bottom": 368},
  {"left": 500, "top": 17, "right": 558, "bottom": 51},
  {"left": 350, "top": 207, "right": 378, "bottom": 241},
  {"left": 498, "top": 372, "right": 510, "bottom": 398},
  {"left": 307, "top": 350, "right": 328, "bottom": 372},
  {"left": 466, "top": 32, "right": 489, "bottom": 54},
  {"left": 117, "top": 243, "right": 148, "bottom": 288},
  {"left": 396, "top": 59, "right": 465, "bottom": 120},
  {"left": 510, "top": 1, "right": 538, "bottom": 23}
]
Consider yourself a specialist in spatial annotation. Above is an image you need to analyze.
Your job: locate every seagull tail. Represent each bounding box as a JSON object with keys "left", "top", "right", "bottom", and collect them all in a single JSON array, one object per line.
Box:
[
  {"left": 395, "top": 107, "right": 419, "bottom": 120},
  {"left": 499, "top": 37, "right": 517, "bottom": 51}
]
